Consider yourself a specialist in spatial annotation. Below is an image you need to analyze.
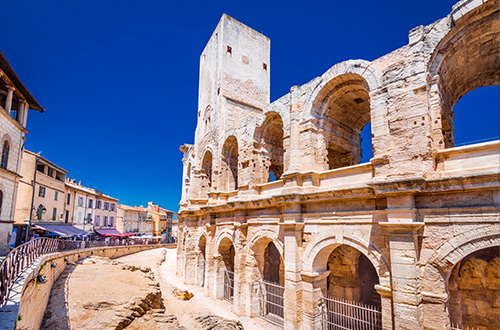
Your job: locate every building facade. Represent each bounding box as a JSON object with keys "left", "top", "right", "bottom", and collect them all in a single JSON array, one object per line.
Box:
[
  {"left": 177, "top": 1, "right": 499, "bottom": 329},
  {"left": 0, "top": 52, "right": 44, "bottom": 254},
  {"left": 15, "top": 151, "right": 68, "bottom": 225},
  {"left": 147, "top": 201, "right": 174, "bottom": 237},
  {"left": 116, "top": 204, "right": 152, "bottom": 236},
  {"left": 65, "top": 178, "right": 97, "bottom": 232},
  {"left": 93, "top": 194, "right": 118, "bottom": 232}
]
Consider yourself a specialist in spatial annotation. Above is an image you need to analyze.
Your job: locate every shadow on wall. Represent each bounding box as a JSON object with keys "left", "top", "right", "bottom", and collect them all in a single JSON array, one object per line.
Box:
[{"left": 40, "top": 263, "right": 75, "bottom": 329}]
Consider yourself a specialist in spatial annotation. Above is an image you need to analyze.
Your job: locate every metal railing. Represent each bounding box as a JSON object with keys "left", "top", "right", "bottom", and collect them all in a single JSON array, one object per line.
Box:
[
  {"left": 257, "top": 279, "right": 284, "bottom": 327},
  {"left": 0, "top": 238, "right": 157, "bottom": 307},
  {"left": 223, "top": 270, "right": 234, "bottom": 301},
  {"left": 451, "top": 324, "right": 482, "bottom": 330},
  {"left": 320, "top": 296, "right": 382, "bottom": 330}
]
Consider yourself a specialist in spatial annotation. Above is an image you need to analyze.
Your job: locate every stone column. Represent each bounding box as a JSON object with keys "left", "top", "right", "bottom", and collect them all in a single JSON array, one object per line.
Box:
[
  {"left": 204, "top": 228, "right": 216, "bottom": 296},
  {"left": 233, "top": 221, "right": 247, "bottom": 315},
  {"left": 282, "top": 203, "right": 303, "bottom": 330},
  {"left": 286, "top": 85, "right": 302, "bottom": 174},
  {"left": 302, "top": 271, "right": 329, "bottom": 330},
  {"left": 382, "top": 194, "right": 423, "bottom": 330},
  {"left": 375, "top": 284, "right": 394, "bottom": 330},
  {"left": 5, "top": 86, "right": 14, "bottom": 113},
  {"left": 213, "top": 253, "right": 224, "bottom": 298},
  {"left": 184, "top": 249, "right": 198, "bottom": 285},
  {"left": 21, "top": 100, "right": 28, "bottom": 127}
]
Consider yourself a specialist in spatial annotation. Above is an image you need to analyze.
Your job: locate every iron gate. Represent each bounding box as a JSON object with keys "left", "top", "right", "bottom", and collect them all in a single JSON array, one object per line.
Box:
[
  {"left": 257, "top": 280, "right": 284, "bottom": 327},
  {"left": 320, "top": 296, "right": 382, "bottom": 330},
  {"left": 223, "top": 270, "right": 234, "bottom": 301}
]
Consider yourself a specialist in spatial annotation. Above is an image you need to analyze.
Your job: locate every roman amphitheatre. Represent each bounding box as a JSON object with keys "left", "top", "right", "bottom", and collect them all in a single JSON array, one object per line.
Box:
[{"left": 177, "top": 0, "right": 500, "bottom": 329}]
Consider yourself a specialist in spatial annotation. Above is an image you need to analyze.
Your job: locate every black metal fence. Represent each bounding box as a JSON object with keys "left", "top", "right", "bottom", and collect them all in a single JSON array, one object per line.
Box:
[{"left": 0, "top": 238, "right": 161, "bottom": 307}]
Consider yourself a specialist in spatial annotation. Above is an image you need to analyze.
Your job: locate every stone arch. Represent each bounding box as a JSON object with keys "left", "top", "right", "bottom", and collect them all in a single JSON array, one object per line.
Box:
[
  {"left": 247, "top": 230, "right": 284, "bottom": 285},
  {"left": 247, "top": 229, "right": 284, "bottom": 257},
  {"left": 422, "top": 229, "right": 500, "bottom": 329},
  {"left": 303, "top": 232, "right": 389, "bottom": 279},
  {"left": 253, "top": 111, "right": 285, "bottom": 183},
  {"left": 200, "top": 150, "right": 213, "bottom": 196},
  {"left": 302, "top": 61, "right": 380, "bottom": 170},
  {"left": 221, "top": 135, "right": 239, "bottom": 191},
  {"left": 303, "top": 59, "right": 380, "bottom": 119},
  {"left": 215, "top": 229, "right": 236, "bottom": 252},
  {"left": 426, "top": 0, "right": 499, "bottom": 148}
]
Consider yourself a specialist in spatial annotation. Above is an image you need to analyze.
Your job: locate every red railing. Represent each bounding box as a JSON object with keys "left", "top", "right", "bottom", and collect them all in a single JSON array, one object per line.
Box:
[{"left": 0, "top": 238, "right": 155, "bottom": 307}]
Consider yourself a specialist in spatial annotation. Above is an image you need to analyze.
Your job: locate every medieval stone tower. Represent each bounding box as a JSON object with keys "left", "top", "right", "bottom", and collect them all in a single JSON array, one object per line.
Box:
[{"left": 185, "top": 15, "right": 271, "bottom": 202}]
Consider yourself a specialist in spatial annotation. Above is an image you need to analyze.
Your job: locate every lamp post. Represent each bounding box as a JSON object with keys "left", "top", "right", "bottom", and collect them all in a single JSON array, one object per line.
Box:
[{"left": 25, "top": 154, "right": 40, "bottom": 242}]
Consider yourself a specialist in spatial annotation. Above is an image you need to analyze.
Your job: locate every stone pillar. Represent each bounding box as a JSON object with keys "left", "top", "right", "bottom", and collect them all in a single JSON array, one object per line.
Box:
[
  {"left": 286, "top": 85, "right": 302, "bottom": 174},
  {"left": 421, "top": 291, "right": 449, "bottom": 330},
  {"left": 302, "top": 271, "right": 329, "bottom": 330},
  {"left": 375, "top": 284, "right": 394, "bottom": 330},
  {"left": 246, "top": 249, "right": 263, "bottom": 317},
  {"left": 282, "top": 203, "right": 303, "bottom": 330},
  {"left": 5, "top": 86, "right": 14, "bottom": 113},
  {"left": 204, "top": 229, "right": 216, "bottom": 296},
  {"left": 184, "top": 249, "right": 198, "bottom": 285},
  {"left": 233, "top": 221, "right": 247, "bottom": 314},
  {"left": 213, "top": 253, "right": 224, "bottom": 298},
  {"left": 382, "top": 193, "right": 423, "bottom": 330},
  {"left": 21, "top": 100, "right": 28, "bottom": 127}
]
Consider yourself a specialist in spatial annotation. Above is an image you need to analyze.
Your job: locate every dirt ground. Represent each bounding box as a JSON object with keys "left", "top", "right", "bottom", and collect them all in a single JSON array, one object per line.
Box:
[
  {"left": 42, "top": 248, "right": 279, "bottom": 330},
  {"left": 119, "top": 247, "right": 280, "bottom": 330}
]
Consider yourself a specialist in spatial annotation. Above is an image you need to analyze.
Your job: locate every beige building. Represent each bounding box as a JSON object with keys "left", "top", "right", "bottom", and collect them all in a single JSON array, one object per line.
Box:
[
  {"left": 116, "top": 204, "right": 152, "bottom": 236},
  {"left": 64, "top": 178, "right": 119, "bottom": 236},
  {"left": 0, "top": 51, "right": 44, "bottom": 254},
  {"left": 177, "top": 1, "right": 499, "bottom": 329},
  {"left": 147, "top": 201, "right": 174, "bottom": 237},
  {"left": 15, "top": 150, "right": 68, "bottom": 225},
  {"left": 65, "top": 178, "right": 98, "bottom": 232},
  {"left": 93, "top": 193, "right": 118, "bottom": 234}
]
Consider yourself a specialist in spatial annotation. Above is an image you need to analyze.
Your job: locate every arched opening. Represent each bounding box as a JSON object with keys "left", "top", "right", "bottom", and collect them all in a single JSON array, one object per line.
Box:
[
  {"left": 250, "top": 237, "right": 285, "bottom": 323},
  {"left": 450, "top": 86, "right": 499, "bottom": 146},
  {"left": 1, "top": 140, "right": 9, "bottom": 169},
  {"left": 197, "top": 235, "right": 207, "bottom": 286},
  {"left": 263, "top": 241, "right": 283, "bottom": 285},
  {"left": 0, "top": 190, "right": 3, "bottom": 216},
  {"left": 313, "top": 73, "right": 371, "bottom": 170},
  {"left": 326, "top": 245, "right": 380, "bottom": 307},
  {"left": 431, "top": 1, "right": 499, "bottom": 148},
  {"left": 257, "top": 112, "right": 284, "bottom": 182},
  {"left": 218, "top": 237, "right": 235, "bottom": 300},
  {"left": 448, "top": 246, "right": 499, "bottom": 329},
  {"left": 310, "top": 243, "right": 382, "bottom": 329},
  {"left": 201, "top": 151, "right": 213, "bottom": 196},
  {"left": 221, "top": 136, "right": 238, "bottom": 191}
]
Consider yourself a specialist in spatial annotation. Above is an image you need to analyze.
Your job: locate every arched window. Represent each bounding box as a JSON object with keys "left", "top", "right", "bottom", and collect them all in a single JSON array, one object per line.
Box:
[
  {"left": 255, "top": 112, "right": 284, "bottom": 182},
  {"left": 1, "top": 141, "right": 9, "bottom": 169},
  {"left": 429, "top": 2, "right": 499, "bottom": 148},
  {"left": 221, "top": 136, "right": 238, "bottom": 191},
  {"left": 201, "top": 151, "right": 213, "bottom": 197},
  {"left": 0, "top": 190, "right": 3, "bottom": 216},
  {"left": 312, "top": 73, "right": 372, "bottom": 170},
  {"left": 448, "top": 247, "right": 499, "bottom": 328}
]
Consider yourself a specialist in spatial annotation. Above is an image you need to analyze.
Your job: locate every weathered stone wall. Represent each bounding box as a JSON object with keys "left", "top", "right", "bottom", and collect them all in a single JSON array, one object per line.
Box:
[
  {"left": 0, "top": 103, "right": 26, "bottom": 255},
  {"left": 178, "top": 0, "right": 500, "bottom": 329},
  {"left": 0, "top": 244, "right": 169, "bottom": 330}
]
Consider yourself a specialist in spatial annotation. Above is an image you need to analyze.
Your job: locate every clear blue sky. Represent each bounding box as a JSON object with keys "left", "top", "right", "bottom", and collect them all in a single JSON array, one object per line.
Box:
[{"left": 1, "top": 0, "right": 498, "bottom": 213}]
